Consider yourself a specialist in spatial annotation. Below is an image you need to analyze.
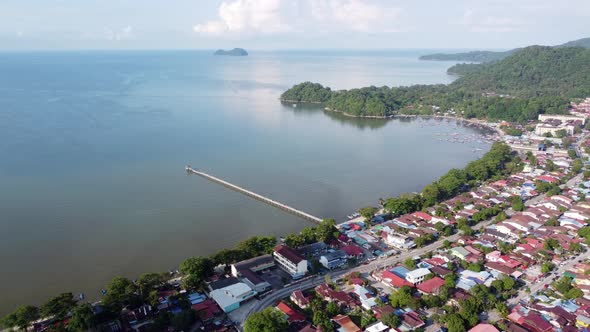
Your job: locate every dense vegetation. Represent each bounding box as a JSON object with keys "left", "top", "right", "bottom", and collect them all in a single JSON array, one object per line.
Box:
[
  {"left": 419, "top": 36, "right": 590, "bottom": 62},
  {"left": 383, "top": 142, "right": 519, "bottom": 213},
  {"left": 281, "top": 46, "right": 589, "bottom": 121},
  {"left": 420, "top": 49, "right": 515, "bottom": 62},
  {"left": 449, "top": 46, "right": 590, "bottom": 98}
]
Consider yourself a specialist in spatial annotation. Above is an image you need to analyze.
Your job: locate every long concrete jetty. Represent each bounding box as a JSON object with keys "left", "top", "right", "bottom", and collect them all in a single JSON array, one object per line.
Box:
[{"left": 185, "top": 166, "right": 323, "bottom": 224}]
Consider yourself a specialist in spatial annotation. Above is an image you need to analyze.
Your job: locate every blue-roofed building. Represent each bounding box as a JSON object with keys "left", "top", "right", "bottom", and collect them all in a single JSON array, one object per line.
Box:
[{"left": 391, "top": 266, "right": 410, "bottom": 279}]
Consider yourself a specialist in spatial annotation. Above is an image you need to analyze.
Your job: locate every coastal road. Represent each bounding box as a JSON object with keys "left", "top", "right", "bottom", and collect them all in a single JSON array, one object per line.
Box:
[{"left": 241, "top": 216, "right": 499, "bottom": 327}]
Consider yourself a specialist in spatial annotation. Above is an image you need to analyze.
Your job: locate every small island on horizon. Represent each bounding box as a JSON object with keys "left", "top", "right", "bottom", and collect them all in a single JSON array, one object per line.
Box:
[{"left": 214, "top": 48, "right": 248, "bottom": 56}]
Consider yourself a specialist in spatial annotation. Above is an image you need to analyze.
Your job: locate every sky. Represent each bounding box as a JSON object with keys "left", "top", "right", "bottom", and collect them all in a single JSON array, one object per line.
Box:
[{"left": 1, "top": 0, "right": 589, "bottom": 50}]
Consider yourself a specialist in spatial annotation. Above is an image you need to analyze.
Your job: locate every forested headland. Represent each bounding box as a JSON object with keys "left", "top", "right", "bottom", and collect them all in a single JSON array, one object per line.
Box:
[
  {"left": 281, "top": 46, "right": 590, "bottom": 122},
  {"left": 418, "top": 36, "right": 590, "bottom": 62}
]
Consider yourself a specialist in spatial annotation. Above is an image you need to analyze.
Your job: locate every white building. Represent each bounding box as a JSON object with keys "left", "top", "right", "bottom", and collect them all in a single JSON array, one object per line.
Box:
[
  {"left": 405, "top": 268, "right": 431, "bottom": 285},
  {"left": 209, "top": 282, "right": 257, "bottom": 313},
  {"left": 273, "top": 245, "right": 308, "bottom": 279},
  {"left": 384, "top": 233, "right": 416, "bottom": 249}
]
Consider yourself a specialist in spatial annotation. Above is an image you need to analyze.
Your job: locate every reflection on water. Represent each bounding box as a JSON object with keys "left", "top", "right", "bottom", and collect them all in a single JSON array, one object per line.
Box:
[{"left": 0, "top": 50, "right": 477, "bottom": 314}]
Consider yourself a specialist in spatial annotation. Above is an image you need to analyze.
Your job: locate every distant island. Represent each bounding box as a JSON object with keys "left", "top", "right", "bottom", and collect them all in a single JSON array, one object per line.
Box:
[
  {"left": 214, "top": 48, "right": 248, "bottom": 56},
  {"left": 419, "top": 37, "right": 590, "bottom": 63},
  {"left": 281, "top": 45, "right": 590, "bottom": 122}
]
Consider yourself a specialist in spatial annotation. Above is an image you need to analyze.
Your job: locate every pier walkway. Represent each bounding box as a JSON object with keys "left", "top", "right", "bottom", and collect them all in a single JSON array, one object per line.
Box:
[{"left": 185, "top": 166, "right": 323, "bottom": 224}]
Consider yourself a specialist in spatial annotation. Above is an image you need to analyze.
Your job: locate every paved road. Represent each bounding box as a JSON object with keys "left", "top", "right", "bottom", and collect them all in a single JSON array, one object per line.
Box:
[
  {"left": 241, "top": 216, "right": 498, "bottom": 326},
  {"left": 240, "top": 169, "right": 584, "bottom": 326},
  {"left": 508, "top": 249, "right": 590, "bottom": 306}
]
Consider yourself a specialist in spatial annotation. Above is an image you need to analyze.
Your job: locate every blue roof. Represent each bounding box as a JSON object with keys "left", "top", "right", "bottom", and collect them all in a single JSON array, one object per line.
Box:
[{"left": 390, "top": 266, "right": 410, "bottom": 279}]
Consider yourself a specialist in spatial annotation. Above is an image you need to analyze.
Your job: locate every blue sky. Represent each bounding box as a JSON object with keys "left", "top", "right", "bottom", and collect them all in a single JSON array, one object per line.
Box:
[{"left": 1, "top": 0, "right": 589, "bottom": 50}]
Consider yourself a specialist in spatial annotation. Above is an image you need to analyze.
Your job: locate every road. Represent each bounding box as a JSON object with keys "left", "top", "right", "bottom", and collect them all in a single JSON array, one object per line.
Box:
[
  {"left": 508, "top": 249, "right": 590, "bottom": 306},
  {"left": 240, "top": 163, "right": 586, "bottom": 326},
  {"left": 241, "top": 217, "right": 498, "bottom": 326}
]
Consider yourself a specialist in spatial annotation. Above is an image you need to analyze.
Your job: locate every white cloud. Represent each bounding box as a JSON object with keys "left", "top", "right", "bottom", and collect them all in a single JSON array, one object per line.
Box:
[
  {"left": 193, "top": 0, "right": 289, "bottom": 35},
  {"left": 310, "top": 0, "right": 400, "bottom": 32},
  {"left": 104, "top": 25, "right": 133, "bottom": 41},
  {"left": 194, "top": 0, "right": 402, "bottom": 36}
]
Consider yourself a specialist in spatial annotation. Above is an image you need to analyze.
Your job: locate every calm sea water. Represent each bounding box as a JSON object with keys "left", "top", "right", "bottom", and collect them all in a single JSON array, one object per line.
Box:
[{"left": 0, "top": 50, "right": 489, "bottom": 313}]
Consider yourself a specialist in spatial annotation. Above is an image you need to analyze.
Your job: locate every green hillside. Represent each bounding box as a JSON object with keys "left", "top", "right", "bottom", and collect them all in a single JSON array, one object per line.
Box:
[
  {"left": 450, "top": 46, "right": 590, "bottom": 98},
  {"left": 281, "top": 46, "right": 590, "bottom": 121},
  {"left": 419, "top": 36, "right": 590, "bottom": 62}
]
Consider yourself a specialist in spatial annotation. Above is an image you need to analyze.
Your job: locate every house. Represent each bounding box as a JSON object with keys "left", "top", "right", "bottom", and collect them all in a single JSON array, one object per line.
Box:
[
  {"left": 320, "top": 250, "right": 348, "bottom": 270},
  {"left": 522, "top": 311, "right": 553, "bottom": 332},
  {"left": 364, "top": 322, "right": 389, "bottom": 332},
  {"left": 315, "top": 283, "right": 354, "bottom": 308},
  {"left": 341, "top": 244, "right": 364, "bottom": 259},
  {"left": 405, "top": 268, "right": 431, "bottom": 285},
  {"left": 297, "top": 241, "right": 328, "bottom": 258},
  {"left": 417, "top": 277, "right": 446, "bottom": 295},
  {"left": 238, "top": 268, "right": 271, "bottom": 293},
  {"left": 332, "top": 314, "right": 362, "bottom": 332},
  {"left": 354, "top": 284, "right": 377, "bottom": 310},
  {"left": 384, "top": 233, "right": 416, "bottom": 249},
  {"left": 372, "top": 305, "right": 395, "bottom": 320},
  {"left": 209, "top": 282, "right": 257, "bottom": 313},
  {"left": 469, "top": 323, "right": 500, "bottom": 332},
  {"left": 230, "top": 254, "right": 275, "bottom": 277},
  {"left": 274, "top": 245, "right": 308, "bottom": 279},
  {"left": 290, "top": 290, "right": 310, "bottom": 309},
  {"left": 379, "top": 270, "right": 414, "bottom": 288},
  {"left": 401, "top": 311, "right": 425, "bottom": 329},
  {"left": 430, "top": 265, "right": 453, "bottom": 278},
  {"left": 450, "top": 247, "right": 471, "bottom": 260},
  {"left": 276, "top": 301, "right": 306, "bottom": 323}
]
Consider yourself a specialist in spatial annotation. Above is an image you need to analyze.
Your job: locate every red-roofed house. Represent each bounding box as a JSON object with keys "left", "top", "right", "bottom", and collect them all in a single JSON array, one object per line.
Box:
[
  {"left": 522, "top": 312, "right": 553, "bottom": 332},
  {"left": 276, "top": 301, "right": 306, "bottom": 323},
  {"left": 341, "top": 244, "right": 364, "bottom": 258},
  {"left": 380, "top": 270, "right": 414, "bottom": 288},
  {"left": 290, "top": 290, "right": 310, "bottom": 309},
  {"left": 332, "top": 314, "right": 362, "bottom": 332},
  {"left": 417, "top": 277, "right": 446, "bottom": 295}
]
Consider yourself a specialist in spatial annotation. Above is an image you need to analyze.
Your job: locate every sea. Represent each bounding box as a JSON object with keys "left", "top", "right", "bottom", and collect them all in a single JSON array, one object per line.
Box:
[{"left": 0, "top": 49, "right": 490, "bottom": 314}]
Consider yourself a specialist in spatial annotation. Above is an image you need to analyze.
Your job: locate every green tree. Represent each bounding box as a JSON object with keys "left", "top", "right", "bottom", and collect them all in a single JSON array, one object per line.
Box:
[
  {"left": 381, "top": 313, "right": 400, "bottom": 328},
  {"left": 444, "top": 313, "right": 466, "bottom": 332},
  {"left": 137, "top": 273, "right": 166, "bottom": 298},
  {"left": 67, "top": 303, "right": 96, "bottom": 332},
  {"left": 317, "top": 218, "right": 338, "bottom": 243},
  {"left": 179, "top": 257, "right": 214, "bottom": 278},
  {"left": 1, "top": 305, "right": 40, "bottom": 331},
  {"left": 403, "top": 258, "right": 417, "bottom": 269},
  {"left": 511, "top": 197, "right": 525, "bottom": 211},
  {"left": 358, "top": 206, "right": 378, "bottom": 222},
  {"left": 41, "top": 292, "right": 77, "bottom": 321},
  {"left": 102, "top": 277, "right": 140, "bottom": 312},
  {"left": 284, "top": 233, "right": 305, "bottom": 248},
  {"left": 244, "top": 307, "right": 288, "bottom": 332},
  {"left": 326, "top": 301, "right": 341, "bottom": 317},
  {"left": 496, "top": 302, "right": 509, "bottom": 317}
]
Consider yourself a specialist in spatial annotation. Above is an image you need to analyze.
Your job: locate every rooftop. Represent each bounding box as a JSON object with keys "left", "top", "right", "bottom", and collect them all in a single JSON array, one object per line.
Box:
[{"left": 274, "top": 245, "right": 305, "bottom": 264}]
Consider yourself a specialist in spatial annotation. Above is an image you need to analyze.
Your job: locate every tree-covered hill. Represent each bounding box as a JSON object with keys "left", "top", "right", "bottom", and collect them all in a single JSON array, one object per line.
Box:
[
  {"left": 280, "top": 46, "right": 589, "bottom": 121},
  {"left": 420, "top": 50, "right": 515, "bottom": 62},
  {"left": 450, "top": 46, "right": 590, "bottom": 98},
  {"left": 419, "top": 36, "right": 590, "bottom": 62}
]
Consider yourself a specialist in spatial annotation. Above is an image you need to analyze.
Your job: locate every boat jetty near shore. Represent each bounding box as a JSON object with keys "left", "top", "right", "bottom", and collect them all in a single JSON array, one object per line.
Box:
[{"left": 185, "top": 165, "right": 323, "bottom": 224}]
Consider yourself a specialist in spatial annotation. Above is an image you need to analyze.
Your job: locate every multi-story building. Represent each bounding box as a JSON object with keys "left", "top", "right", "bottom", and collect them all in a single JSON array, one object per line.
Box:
[
  {"left": 319, "top": 250, "right": 348, "bottom": 270},
  {"left": 273, "top": 245, "right": 308, "bottom": 279}
]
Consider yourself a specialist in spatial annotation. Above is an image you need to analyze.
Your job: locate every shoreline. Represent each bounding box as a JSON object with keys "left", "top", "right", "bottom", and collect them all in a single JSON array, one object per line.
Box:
[{"left": 281, "top": 100, "right": 501, "bottom": 135}]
